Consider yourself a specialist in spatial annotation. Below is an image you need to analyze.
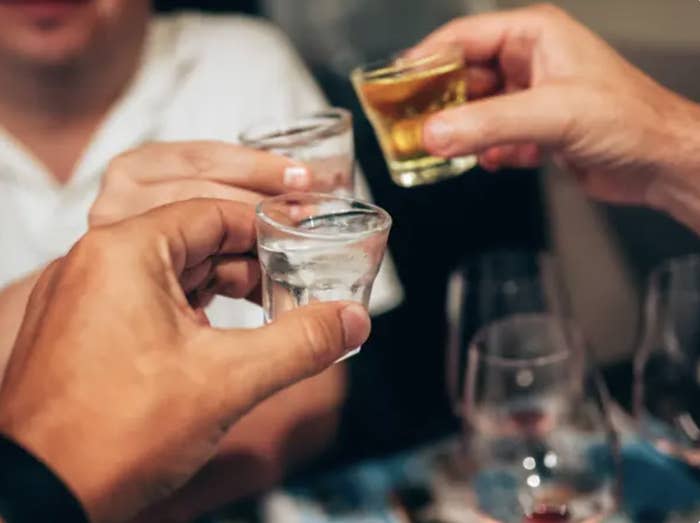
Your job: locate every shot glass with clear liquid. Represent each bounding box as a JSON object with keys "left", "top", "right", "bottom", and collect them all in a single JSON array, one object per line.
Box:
[
  {"left": 240, "top": 108, "right": 355, "bottom": 197},
  {"left": 256, "top": 193, "right": 391, "bottom": 358},
  {"left": 352, "top": 44, "right": 477, "bottom": 188}
]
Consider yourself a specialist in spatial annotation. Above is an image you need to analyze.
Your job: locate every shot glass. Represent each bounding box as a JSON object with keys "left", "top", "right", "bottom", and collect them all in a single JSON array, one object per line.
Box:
[
  {"left": 351, "top": 44, "right": 477, "bottom": 188},
  {"left": 256, "top": 193, "right": 392, "bottom": 358},
  {"left": 240, "top": 108, "right": 355, "bottom": 197}
]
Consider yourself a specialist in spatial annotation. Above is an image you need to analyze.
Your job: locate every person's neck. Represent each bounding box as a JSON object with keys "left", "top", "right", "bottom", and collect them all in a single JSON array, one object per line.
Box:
[{"left": 0, "top": 30, "right": 146, "bottom": 184}]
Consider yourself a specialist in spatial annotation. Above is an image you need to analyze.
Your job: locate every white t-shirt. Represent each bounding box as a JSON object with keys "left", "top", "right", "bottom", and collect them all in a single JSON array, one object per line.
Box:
[{"left": 0, "top": 12, "right": 402, "bottom": 328}]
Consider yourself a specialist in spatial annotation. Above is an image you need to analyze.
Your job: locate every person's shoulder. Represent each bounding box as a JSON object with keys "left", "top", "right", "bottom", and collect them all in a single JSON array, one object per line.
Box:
[{"left": 154, "top": 12, "right": 296, "bottom": 60}]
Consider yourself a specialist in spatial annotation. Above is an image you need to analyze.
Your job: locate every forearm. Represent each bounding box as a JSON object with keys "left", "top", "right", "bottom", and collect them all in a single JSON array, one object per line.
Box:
[
  {"left": 132, "top": 364, "right": 347, "bottom": 522},
  {"left": 217, "top": 363, "right": 346, "bottom": 480},
  {"left": 643, "top": 94, "right": 700, "bottom": 234},
  {"left": 0, "top": 271, "right": 42, "bottom": 380}
]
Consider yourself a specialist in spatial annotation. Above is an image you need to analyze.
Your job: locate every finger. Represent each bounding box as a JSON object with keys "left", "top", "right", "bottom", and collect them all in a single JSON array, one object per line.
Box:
[
  {"left": 156, "top": 179, "right": 264, "bottom": 207},
  {"left": 479, "top": 145, "right": 516, "bottom": 172},
  {"left": 118, "top": 141, "right": 312, "bottom": 194},
  {"left": 423, "top": 86, "right": 573, "bottom": 158},
  {"left": 246, "top": 282, "right": 263, "bottom": 306},
  {"left": 510, "top": 143, "right": 542, "bottom": 168},
  {"left": 181, "top": 258, "right": 214, "bottom": 292},
  {"left": 187, "top": 291, "right": 216, "bottom": 313},
  {"left": 90, "top": 180, "right": 264, "bottom": 227},
  {"left": 467, "top": 65, "right": 503, "bottom": 100},
  {"left": 188, "top": 306, "right": 211, "bottom": 327},
  {"left": 411, "top": 8, "right": 547, "bottom": 63},
  {"left": 478, "top": 152, "right": 500, "bottom": 173},
  {"left": 479, "top": 143, "right": 542, "bottom": 171},
  {"left": 212, "top": 302, "right": 370, "bottom": 410},
  {"left": 115, "top": 199, "right": 257, "bottom": 276},
  {"left": 208, "top": 256, "right": 261, "bottom": 300}
]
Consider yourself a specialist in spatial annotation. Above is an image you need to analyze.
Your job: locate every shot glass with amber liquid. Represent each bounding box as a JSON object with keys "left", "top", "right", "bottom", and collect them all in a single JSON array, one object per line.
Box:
[{"left": 352, "top": 44, "right": 477, "bottom": 188}]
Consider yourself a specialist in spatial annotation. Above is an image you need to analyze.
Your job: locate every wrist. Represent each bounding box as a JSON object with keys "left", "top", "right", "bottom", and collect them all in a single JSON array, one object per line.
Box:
[
  {"left": 0, "top": 434, "right": 89, "bottom": 523},
  {"left": 645, "top": 95, "right": 700, "bottom": 231},
  {"left": 0, "top": 412, "right": 111, "bottom": 523}
]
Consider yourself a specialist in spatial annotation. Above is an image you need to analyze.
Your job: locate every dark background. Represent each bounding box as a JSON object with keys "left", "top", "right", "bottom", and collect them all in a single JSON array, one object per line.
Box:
[{"left": 154, "top": 0, "right": 260, "bottom": 14}]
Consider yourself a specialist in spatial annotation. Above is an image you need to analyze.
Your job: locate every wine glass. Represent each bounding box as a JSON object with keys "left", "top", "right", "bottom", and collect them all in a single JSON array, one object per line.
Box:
[
  {"left": 634, "top": 254, "right": 700, "bottom": 467},
  {"left": 461, "top": 314, "right": 619, "bottom": 523},
  {"left": 446, "top": 250, "right": 568, "bottom": 416}
]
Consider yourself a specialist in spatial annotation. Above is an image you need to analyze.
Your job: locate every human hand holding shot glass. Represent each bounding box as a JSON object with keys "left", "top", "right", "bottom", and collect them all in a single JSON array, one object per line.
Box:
[
  {"left": 240, "top": 108, "right": 355, "bottom": 197},
  {"left": 256, "top": 193, "right": 392, "bottom": 358},
  {"left": 352, "top": 44, "right": 477, "bottom": 187}
]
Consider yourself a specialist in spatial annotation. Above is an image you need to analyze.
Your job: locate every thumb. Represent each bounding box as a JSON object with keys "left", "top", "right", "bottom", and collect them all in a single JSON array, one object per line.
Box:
[
  {"left": 423, "top": 86, "right": 575, "bottom": 158},
  {"left": 216, "top": 302, "right": 370, "bottom": 408}
]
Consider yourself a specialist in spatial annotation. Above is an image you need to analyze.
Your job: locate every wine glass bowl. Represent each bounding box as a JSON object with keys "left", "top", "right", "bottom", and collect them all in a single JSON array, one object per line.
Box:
[
  {"left": 461, "top": 314, "right": 619, "bottom": 523},
  {"left": 446, "top": 250, "right": 569, "bottom": 417}
]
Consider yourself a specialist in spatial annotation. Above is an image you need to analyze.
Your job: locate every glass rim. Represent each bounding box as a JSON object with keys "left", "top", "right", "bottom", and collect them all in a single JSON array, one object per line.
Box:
[
  {"left": 468, "top": 313, "right": 580, "bottom": 369},
  {"left": 239, "top": 108, "right": 352, "bottom": 150},
  {"left": 350, "top": 42, "right": 463, "bottom": 81},
  {"left": 256, "top": 192, "right": 392, "bottom": 241}
]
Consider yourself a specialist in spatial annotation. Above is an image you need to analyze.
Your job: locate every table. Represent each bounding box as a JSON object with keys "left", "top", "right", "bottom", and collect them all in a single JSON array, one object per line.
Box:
[{"left": 212, "top": 436, "right": 700, "bottom": 523}]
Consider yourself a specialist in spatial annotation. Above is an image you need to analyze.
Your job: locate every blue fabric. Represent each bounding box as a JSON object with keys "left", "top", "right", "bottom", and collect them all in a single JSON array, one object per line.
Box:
[
  {"left": 621, "top": 440, "right": 700, "bottom": 520},
  {"left": 210, "top": 439, "right": 700, "bottom": 522}
]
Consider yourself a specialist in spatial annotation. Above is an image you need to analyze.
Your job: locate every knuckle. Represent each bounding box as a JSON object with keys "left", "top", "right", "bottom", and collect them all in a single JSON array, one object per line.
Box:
[
  {"left": 70, "top": 229, "right": 113, "bottom": 261},
  {"left": 532, "top": 3, "right": 564, "bottom": 17},
  {"left": 32, "top": 258, "right": 64, "bottom": 295},
  {"left": 298, "top": 312, "right": 341, "bottom": 369},
  {"left": 529, "top": 3, "right": 570, "bottom": 26},
  {"left": 468, "top": 113, "right": 495, "bottom": 151},
  {"left": 179, "top": 142, "right": 217, "bottom": 176},
  {"left": 552, "top": 85, "right": 581, "bottom": 147},
  {"left": 59, "top": 230, "right": 117, "bottom": 285},
  {"left": 102, "top": 153, "right": 134, "bottom": 188},
  {"left": 444, "top": 16, "right": 468, "bottom": 35},
  {"left": 88, "top": 190, "right": 128, "bottom": 227},
  {"left": 553, "top": 82, "right": 607, "bottom": 148},
  {"left": 87, "top": 199, "right": 103, "bottom": 225}
]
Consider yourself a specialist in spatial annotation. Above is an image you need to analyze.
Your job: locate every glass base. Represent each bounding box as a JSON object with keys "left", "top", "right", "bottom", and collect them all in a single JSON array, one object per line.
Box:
[{"left": 389, "top": 154, "right": 477, "bottom": 188}]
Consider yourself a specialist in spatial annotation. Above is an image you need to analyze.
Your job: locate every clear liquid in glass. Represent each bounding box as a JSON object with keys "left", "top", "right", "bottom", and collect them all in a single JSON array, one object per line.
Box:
[{"left": 258, "top": 211, "right": 386, "bottom": 327}]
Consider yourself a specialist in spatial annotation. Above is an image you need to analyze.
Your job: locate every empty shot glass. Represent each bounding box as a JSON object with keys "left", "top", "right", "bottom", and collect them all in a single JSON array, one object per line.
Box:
[
  {"left": 256, "top": 193, "right": 392, "bottom": 357},
  {"left": 352, "top": 44, "right": 477, "bottom": 187},
  {"left": 240, "top": 108, "right": 355, "bottom": 197}
]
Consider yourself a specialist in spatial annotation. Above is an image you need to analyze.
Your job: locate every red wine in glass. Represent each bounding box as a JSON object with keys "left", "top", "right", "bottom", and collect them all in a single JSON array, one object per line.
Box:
[{"left": 523, "top": 505, "right": 570, "bottom": 523}]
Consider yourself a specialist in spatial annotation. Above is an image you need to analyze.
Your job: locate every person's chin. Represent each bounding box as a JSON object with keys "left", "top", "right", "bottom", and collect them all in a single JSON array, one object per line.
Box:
[
  {"left": 0, "top": 1, "right": 95, "bottom": 62},
  {"left": 0, "top": 0, "right": 91, "bottom": 21},
  {"left": 7, "top": 30, "right": 95, "bottom": 68}
]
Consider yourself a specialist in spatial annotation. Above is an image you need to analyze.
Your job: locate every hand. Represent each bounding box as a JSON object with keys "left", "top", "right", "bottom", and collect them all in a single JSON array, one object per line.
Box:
[
  {"left": 89, "top": 141, "right": 314, "bottom": 227},
  {"left": 417, "top": 4, "right": 700, "bottom": 229},
  {"left": 0, "top": 199, "right": 370, "bottom": 523}
]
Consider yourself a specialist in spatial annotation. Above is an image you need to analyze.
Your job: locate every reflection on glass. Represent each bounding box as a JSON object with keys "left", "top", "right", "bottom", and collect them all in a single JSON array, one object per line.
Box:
[
  {"left": 240, "top": 108, "right": 355, "bottom": 197},
  {"left": 446, "top": 250, "right": 568, "bottom": 417},
  {"left": 256, "top": 193, "right": 391, "bottom": 358}
]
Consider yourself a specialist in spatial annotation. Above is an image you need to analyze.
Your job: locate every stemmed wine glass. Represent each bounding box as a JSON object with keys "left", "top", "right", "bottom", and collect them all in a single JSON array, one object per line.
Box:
[
  {"left": 461, "top": 314, "right": 619, "bottom": 523},
  {"left": 634, "top": 255, "right": 700, "bottom": 467},
  {"left": 446, "top": 250, "right": 569, "bottom": 416}
]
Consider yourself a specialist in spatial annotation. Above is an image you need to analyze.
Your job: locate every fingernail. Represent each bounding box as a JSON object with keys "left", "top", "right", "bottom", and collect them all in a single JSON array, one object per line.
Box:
[
  {"left": 424, "top": 118, "right": 453, "bottom": 151},
  {"left": 284, "top": 166, "right": 311, "bottom": 189},
  {"left": 340, "top": 304, "right": 371, "bottom": 349}
]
